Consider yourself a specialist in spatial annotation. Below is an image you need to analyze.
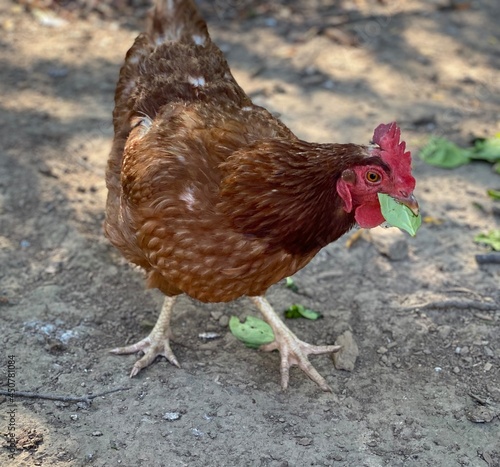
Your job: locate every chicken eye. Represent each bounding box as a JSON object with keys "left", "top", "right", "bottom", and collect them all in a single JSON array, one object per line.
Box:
[{"left": 366, "top": 171, "right": 381, "bottom": 183}]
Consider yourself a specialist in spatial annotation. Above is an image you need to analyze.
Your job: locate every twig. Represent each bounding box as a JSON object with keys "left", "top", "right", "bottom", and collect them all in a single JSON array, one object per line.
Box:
[
  {"left": 476, "top": 253, "right": 500, "bottom": 265},
  {"left": 0, "top": 387, "right": 131, "bottom": 405},
  {"left": 405, "top": 300, "right": 498, "bottom": 312}
]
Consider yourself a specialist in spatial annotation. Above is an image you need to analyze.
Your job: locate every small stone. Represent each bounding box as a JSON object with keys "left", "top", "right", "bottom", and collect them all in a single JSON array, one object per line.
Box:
[
  {"left": 191, "top": 428, "right": 204, "bottom": 437},
  {"left": 219, "top": 315, "right": 229, "bottom": 327},
  {"left": 437, "top": 325, "right": 452, "bottom": 339},
  {"left": 92, "top": 431, "right": 103, "bottom": 437},
  {"left": 484, "top": 362, "right": 492, "bottom": 372},
  {"left": 198, "top": 332, "right": 220, "bottom": 340},
  {"left": 369, "top": 227, "right": 409, "bottom": 260},
  {"left": 163, "top": 412, "right": 181, "bottom": 421},
  {"left": 296, "top": 437, "right": 313, "bottom": 446},
  {"left": 70, "top": 414, "right": 78, "bottom": 421},
  {"left": 467, "top": 405, "right": 497, "bottom": 423},
  {"left": 483, "top": 346, "right": 494, "bottom": 357},
  {"left": 332, "top": 330, "right": 359, "bottom": 371},
  {"left": 211, "top": 311, "right": 223, "bottom": 320},
  {"left": 47, "top": 67, "right": 68, "bottom": 78},
  {"left": 45, "top": 262, "right": 62, "bottom": 274}
]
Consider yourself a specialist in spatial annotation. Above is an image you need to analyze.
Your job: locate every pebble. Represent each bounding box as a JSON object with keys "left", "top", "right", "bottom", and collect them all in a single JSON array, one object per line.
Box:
[
  {"left": 483, "top": 346, "right": 494, "bottom": 357},
  {"left": 191, "top": 428, "right": 204, "bottom": 437},
  {"left": 163, "top": 412, "right": 181, "bottom": 421},
  {"left": 210, "top": 311, "right": 223, "bottom": 320},
  {"left": 333, "top": 330, "right": 359, "bottom": 371},
  {"left": 45, "top": 262, "right": 62, "bottom": 274},
  {"left": 296, "top": 437, "right": 313, "bottom": 446},
  {"left": 198, "top": 332, "right": 220, "bottom": 340},
  {"left": 47, "top": 67, "right": 69, "bottom": 78},
  {"left": 437, "top": 325, "right": 452, "bottom": 339}
]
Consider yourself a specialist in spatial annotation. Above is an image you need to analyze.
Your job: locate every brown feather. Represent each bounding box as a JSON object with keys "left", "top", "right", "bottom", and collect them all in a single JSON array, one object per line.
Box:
[{"left": 105, "top": 1, "right": 379, "bottom": 302}]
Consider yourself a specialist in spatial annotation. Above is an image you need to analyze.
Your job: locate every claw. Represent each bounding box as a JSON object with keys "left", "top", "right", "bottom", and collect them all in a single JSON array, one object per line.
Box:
[
  {"left": 111, "top": 334, "right": 180, "bottom": 377},
  {"left": 251, "top": 296, "right": 341, "bottom": 391},
  {"left": 111, "top": 296, "right": 179, "bottom": 377}
]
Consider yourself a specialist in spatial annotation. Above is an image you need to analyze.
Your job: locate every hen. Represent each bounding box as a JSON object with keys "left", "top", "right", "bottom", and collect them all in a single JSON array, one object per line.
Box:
[{"left": 105, "top": 0, "right": 419, "bottom": 391}]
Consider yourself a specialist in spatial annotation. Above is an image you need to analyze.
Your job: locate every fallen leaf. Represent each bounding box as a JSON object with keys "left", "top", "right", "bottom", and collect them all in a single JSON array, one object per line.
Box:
[
  {"left": 474, "top": 230, "right": 500, "bottom": 251},
  {"left": 229, "top": 316, "right": 274, "bottom": 348},
  {"left": 470, "top": 134, "right": 500, "bottom": 163},
  {"left": 486, "top": 189, "right": 500, "bottom": 200},
  {"left": 419, "top": 136, "right": 471, "bottom": 168},
  {"left": 423, "top": 216, "right": 444, "bottom": 225},
  {"left": 285, "top": 277, "right": 298, "bottom": 293},
  {"left": 284, "top": 304, "right": 322, "bottom": 320}
]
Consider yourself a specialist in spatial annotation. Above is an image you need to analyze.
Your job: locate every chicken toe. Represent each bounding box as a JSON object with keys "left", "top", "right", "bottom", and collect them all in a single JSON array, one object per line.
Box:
[
  {"left": 251, "top": 296, "right": 341, "bottom": 391},
  {"left": 111, "top": 296, "right": 180, "bottom": 377}
]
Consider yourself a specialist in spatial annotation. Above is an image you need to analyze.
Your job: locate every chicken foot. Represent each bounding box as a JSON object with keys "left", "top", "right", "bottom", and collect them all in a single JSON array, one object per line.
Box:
[
  {"left": 251, "top": 296, "right": 341, "bottom": 392},
  {"left": 111, "top": 296, "right": 179, "bottom": 377}
]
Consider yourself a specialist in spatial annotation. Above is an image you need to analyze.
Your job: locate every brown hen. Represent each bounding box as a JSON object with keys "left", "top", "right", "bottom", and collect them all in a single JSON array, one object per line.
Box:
[{"left": 105, "top": 0, "right": 418, "bottom": 391}]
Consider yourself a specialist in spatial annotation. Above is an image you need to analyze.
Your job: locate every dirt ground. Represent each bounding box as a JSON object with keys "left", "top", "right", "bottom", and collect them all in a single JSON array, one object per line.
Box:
[{"left": 1, "top": 0, "right": 499, "bottom": 466}]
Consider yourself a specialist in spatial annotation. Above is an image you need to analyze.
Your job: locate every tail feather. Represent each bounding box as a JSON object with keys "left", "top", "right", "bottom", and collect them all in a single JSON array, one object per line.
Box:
[{"left": 149, "top": 0, "right": 209, "bottom": 46}]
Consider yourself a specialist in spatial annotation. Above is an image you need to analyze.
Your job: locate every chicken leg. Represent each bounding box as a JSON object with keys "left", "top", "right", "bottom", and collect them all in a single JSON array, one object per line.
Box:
[
  {"left": 111, "top": 296, "right": 179, "bottom": 377},
  {"left": 251, "top": 296, "right": 341, "bottom": 392}
]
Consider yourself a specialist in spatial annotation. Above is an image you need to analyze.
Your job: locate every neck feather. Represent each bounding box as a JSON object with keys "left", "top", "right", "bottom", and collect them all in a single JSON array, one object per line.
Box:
[{"left": 218, "top": 139, "right": 369, "bottom": 255}]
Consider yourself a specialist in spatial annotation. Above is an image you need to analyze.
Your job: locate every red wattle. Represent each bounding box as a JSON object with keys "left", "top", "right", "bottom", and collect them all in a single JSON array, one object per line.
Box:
[{"left": 354, "top": 203, "right": 385, "bottom": 228}]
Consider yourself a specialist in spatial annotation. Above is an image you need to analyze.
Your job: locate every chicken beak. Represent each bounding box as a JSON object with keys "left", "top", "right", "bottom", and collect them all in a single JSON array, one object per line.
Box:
[{"left": 393, "top": 193, "right": 420, "bottom": 216}]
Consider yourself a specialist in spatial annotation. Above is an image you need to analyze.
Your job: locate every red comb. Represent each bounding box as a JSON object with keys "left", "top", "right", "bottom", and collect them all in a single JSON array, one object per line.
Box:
[{"left": 372, "top": 122, "right": 415, "bottom": 191}]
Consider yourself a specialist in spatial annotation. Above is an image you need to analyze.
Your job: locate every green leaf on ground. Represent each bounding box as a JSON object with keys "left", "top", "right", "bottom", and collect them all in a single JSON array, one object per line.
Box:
[
  {"left": 229, "top": 316, "right": 274, "bottom": 349},
  {"left": 470, "top": 134, "right": 500, "bottom": 163},
  {"left": 419, "top": 134, "right": 500, "bottom": 170},
  {"left": 419, "top": 136, "right": 471, "bottom": 168},
  {"left": 474, "top": 230, "right": 500, "bottom": 251},
  {"left": 378, "top": 193, "right": 422, "bottom": 237},
  {"left": 285, "top": 277, "right": 299, "bottom": 293},
  {"left": 487, "top": 189, "right": 500, "bottom": 200},
  {"left": 284, "top": 304, "right": 322, "bottom": 320}
]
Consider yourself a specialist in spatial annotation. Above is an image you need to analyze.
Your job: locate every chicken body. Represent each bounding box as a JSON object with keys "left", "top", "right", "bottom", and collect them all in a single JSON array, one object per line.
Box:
[{"left": 105, "top": 0, "right": 417, "bottom": 391}]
